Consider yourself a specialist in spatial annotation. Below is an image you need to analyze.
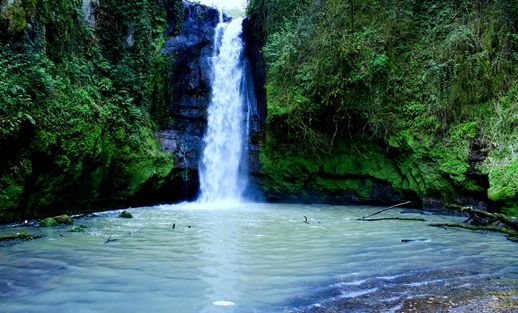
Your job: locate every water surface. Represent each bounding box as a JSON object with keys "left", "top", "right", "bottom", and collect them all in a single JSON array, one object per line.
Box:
[{"left": 1, "top": 203, "right": 516, "bottom": 312}]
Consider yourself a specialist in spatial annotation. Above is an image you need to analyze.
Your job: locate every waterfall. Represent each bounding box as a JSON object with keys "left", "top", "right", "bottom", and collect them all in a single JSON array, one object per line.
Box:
[{"left": 198, "top": 17, "right": 247, "bottom": 203}]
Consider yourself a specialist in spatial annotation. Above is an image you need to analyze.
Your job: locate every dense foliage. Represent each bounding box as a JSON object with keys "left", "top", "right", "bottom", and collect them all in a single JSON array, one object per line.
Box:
[
  {"left": 248, "top": 0, "right": 518, "bottom": 215},
  {"left": 0, "top": 0, "right": 177, "bottom": 222},
  {"left": 2, "top": 0, "right": 518, "bottom": 221}
]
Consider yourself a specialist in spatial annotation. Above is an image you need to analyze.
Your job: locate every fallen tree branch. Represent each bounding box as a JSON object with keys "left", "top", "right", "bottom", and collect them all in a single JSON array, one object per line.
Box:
[
  {"left": 429, "top": 223, "right": 518, "bottom": 237},
  {"left": 359, "top": 201, "right": 412, "bottom": 220},
  {"left": 461, "top": 207, "right": 518, "bottom": 231},
  {"left": 363, "top": 217, "right": 426, "bottom": 221}
]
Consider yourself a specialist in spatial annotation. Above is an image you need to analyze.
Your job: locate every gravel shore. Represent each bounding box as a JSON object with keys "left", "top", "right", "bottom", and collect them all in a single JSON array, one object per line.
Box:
[
  {"left": 290, "top": 265, "right": 518, "bottom": 313},
  {"left": 398, "top": 288, "right": 518, "bottom": 312}
]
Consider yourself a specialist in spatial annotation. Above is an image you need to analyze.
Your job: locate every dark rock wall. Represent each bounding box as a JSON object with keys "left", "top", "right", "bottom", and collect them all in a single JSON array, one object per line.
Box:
[
  {"left": 156, "top": 1, "right": 222, "bottom": 198},
  {"left": 242, "top": 17, "right": 266, "bottom": 176}
]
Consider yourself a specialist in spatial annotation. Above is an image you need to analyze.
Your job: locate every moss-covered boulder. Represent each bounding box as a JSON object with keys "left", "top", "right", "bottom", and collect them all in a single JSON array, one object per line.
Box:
[
  {"left": 54, "top": 215, "right": 73, "bottom": 225},
  {"left": 39, "top": 217, "right": 58, "bottom": 227},
  {"left": 0, "top": 231, "right": 32, "bottom": 241}
]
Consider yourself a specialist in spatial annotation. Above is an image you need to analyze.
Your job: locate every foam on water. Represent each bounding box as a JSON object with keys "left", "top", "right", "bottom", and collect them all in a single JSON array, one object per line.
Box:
[{"left": 213, "top": 301, "right": 235, "bottom": 306}]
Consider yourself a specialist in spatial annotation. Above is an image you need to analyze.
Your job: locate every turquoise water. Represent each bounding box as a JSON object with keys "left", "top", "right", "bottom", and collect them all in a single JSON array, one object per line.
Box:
[{"left": 0, "top": 203, "right": 516, "bottom": 312}]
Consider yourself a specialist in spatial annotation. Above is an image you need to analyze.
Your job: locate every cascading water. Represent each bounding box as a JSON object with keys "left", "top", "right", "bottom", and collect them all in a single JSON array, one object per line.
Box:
[{"left": 198, "top": 17, "right": 247, "bottom": 203}]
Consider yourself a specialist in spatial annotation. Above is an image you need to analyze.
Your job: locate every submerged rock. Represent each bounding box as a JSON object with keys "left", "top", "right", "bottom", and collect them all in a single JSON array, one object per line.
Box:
[
  {"left": 69, "top": 225, "right": 87, "bottom": 232},
  {"left": 40, "top": 218, "right": 59, "bottom": 227},
  {"left": 119, "top": 211, "right": 133, "bottom": 218}
]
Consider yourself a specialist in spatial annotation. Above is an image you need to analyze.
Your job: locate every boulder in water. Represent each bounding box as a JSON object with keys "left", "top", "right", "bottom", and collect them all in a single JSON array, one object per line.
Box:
[
  {"left": 119, "top": 211, "right": 133, "bottom": 218},
  {"left": 40, "top": 217, "right": 58, "bottom": 227},
  {"left": 54, "top": 215, "right": 74, "bottom": 225}
]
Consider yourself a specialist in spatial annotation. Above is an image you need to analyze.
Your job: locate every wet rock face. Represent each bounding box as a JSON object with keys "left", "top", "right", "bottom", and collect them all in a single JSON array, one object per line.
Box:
[
  {"left": 157, "top": 2, "right": 227, "bottom": 171},
  {"left": 156, "top": 129, "right": 202, "bottom": 170},
  {"left": 164, "top": 2, "right": 228, "bottom": 100},
  {"left": 242, "top": 17, "right": 267, "bottom": 127},
  {"left": 242, "top": 17, "right": 267, "bottom": 176}
]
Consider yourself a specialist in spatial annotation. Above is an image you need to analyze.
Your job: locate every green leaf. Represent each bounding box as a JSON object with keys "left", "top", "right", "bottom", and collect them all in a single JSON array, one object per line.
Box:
[{"left": 25, "top": 113, "right": 35, "bottom": 125}]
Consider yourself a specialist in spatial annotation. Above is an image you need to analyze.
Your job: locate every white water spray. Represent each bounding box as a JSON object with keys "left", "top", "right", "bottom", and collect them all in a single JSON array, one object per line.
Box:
[{"left": 198, "top": 17, "right": 247, "bottom": 203}]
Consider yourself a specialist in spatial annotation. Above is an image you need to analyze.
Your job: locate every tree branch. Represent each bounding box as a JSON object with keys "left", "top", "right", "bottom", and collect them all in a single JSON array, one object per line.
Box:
[{"left": 359, "top": 201, "right": 412, "bottom": 220}]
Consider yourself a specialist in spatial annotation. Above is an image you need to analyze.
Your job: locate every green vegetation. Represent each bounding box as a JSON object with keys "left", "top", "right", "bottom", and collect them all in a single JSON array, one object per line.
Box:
[
  {"left": 0, "top": 230, "right": 32, "bottom": 241},
  {"left": 2, "top": 0, "right": 518, "bottom": 221},
  {"left": 0, "top": 0, "right": 36, "bottom": 35},
  {"left": 248, "top": 0, "right": 518, "bottom": 214},
  {"left": 0, "top": 0, "right": 179, "bottom": 222},
  {"left": 39, "top": 217, "right": 58, "bottom": 227}
]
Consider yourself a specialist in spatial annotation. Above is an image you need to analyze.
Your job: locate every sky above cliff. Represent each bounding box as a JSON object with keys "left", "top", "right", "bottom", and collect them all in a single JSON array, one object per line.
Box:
[{"left": 198, "top": 0, "right": 246, "bottom": 9}]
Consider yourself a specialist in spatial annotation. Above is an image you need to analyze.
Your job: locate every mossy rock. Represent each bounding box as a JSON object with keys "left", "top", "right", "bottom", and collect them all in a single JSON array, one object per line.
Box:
[
  {"left": 40, "top": 217, "right": 58, "bottom": 227},
  {"left": 119, "top": 211, "right": 133, "bottom": 218},
  {"left": 54, "top": 215, "right": 74, "bottom": 225},
  {"left": 501, "top": 205, "right": 518, "bottom": 218},
  {"left": 0, "top": 231, "right": 32, "bottom": 241},
  {"left": 69, "top": 224, "right": 87, "bottom": 232}
]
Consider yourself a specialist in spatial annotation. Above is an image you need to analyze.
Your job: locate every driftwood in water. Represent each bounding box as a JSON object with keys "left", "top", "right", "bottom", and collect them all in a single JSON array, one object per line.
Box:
[
  {"left": 429, "top": 223, "right": 518, "bottom": 237},
  {"left": 359, "top": 201, "right": 412, "bottom": 221},
  {"left": 461, "top": 207, "right": 518, "bottom": 231},
  {"left": 430, "top": 206, "right": 518, "bottom": 242},
  {"left": 363, "top": 217, "right": 426, "bottom": 222},
  {"left": 401, "top": 239, "right": 429, "bottom": 242}
]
